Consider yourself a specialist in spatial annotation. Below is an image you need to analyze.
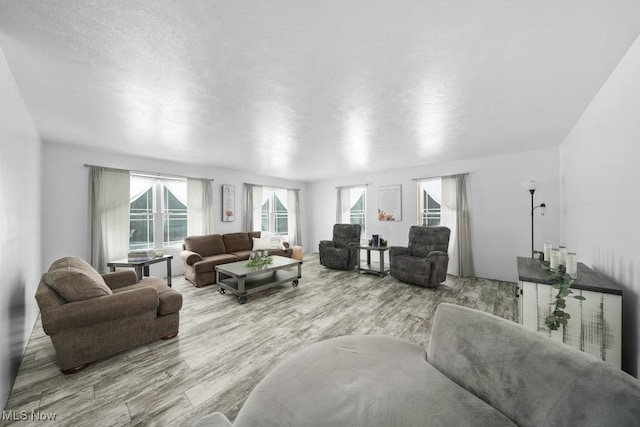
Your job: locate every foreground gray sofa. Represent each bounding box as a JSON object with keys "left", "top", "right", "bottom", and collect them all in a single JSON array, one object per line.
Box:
[{"left": 194, "top": 303, "right": 640, "bottom": 426}]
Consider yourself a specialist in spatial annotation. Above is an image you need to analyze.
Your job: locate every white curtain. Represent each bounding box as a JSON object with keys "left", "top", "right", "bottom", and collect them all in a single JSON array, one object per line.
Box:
[
  {"left": 89, "top": 166, "right": 130, "bottom": 273},
  {"left": 244, "top": 183, "right": 263, "bottom": 232},
  {"left": 336, "top": 187, "right": 351, "bottom": 223},
  {"left": 130, "top": 174, "right": 156, "bottom": 202},
  {"left": 187, "top": 178, "right": 214, "bottom": 236},
  {"left": 441, "top": 174, "right": 475, "bottom": 277},
  {"left": 164, "top": 177, "right": 187, "bottom": 206},
  {"left": 287, "top": 188, "right": 301, "bottom": 246}
]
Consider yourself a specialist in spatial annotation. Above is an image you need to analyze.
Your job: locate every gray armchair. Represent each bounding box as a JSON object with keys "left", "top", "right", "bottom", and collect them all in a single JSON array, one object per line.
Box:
[
  {"left": 389, "top": 226, "right": 450, "bottom": 287},
  {"left": 318, "top": 224, "right": 362, "bottom": 270}
]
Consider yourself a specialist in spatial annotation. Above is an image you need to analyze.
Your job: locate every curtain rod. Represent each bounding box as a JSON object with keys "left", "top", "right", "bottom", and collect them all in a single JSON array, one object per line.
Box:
[
  {"left": 412, "top": 172, "right": 469, "bottom": 181},
  {"left": 335, "top": 183, "right": 370, "bottom": 189},
  {"left": 84, "top": 164, "right": 214, "bottom": 182},
  {"left": 244, "top": 182, "right": 301, "bottom": 191}
]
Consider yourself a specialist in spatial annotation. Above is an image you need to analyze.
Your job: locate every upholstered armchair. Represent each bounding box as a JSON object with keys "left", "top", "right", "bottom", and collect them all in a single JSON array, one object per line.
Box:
[
  {"left": 318, "top": 224, "right": 362, "bottom": 270},
  {"left": 35, "top": 256, "right": 182, "bottom": 373},
  {"left": 389, "top": 226, "right": 450, "bottom": 287}
]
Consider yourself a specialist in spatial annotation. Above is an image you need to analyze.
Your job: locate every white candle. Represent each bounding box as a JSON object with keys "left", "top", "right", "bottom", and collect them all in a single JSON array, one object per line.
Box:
[
  {"left": 559, "top": 246, "right": 567, "bottom": 266},
  {"left": 550, "top": 249, "right": 560, "bottom": 272},
  {"left": 567, "top": 253, "right": 578, "bottom": 279},
  {"left": 543, "top": 243, "right": 552, "bottom": 262}
]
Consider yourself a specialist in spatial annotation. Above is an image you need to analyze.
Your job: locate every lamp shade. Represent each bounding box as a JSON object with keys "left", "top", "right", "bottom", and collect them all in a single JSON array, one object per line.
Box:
[{"left": 523, "top": 180, "right": 537, "bottom": 192}]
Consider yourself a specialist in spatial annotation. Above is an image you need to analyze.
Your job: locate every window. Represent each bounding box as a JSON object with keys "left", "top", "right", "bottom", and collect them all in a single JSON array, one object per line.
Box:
[
  {"left": 129, "top": 175, "right": 187, "bottom": 250},
  {"left": 338, "top": 186, "right": 367, "bottom": 238},
  {"left": 261, "top": 187, "right": 288, "bottom": 235},
  {"left": 349, "top": 187, "right": 366, "bottom": 238},
  {"left": 417, "top": 178, "right": 441, "bottom": 226}
]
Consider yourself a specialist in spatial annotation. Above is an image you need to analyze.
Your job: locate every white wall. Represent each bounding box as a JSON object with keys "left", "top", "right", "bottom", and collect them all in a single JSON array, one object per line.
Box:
[
  {"left": 41, "top": 142, "right": 310, "bottom": 277},
  {"left": 308, "top": 147, "right": 560, "bottom": 282},
  {"left": 560, "top": 36, "right": 640, "bottom": 376},
  {"left": 0, "top": 49, "right": 42, "bottom": 408}
]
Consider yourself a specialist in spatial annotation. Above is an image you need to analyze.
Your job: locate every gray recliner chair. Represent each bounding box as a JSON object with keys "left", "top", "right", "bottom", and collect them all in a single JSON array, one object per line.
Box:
[
  {"left": 318, "top": 224, "right": 362, "bottom": 270},
  {"left": 389, "top": 226, "right": 450, "bottom": 287}
]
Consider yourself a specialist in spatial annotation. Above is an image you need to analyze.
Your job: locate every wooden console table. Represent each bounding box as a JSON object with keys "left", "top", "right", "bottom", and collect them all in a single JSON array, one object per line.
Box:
[{"left": 516, "top": 256, "right": 622, "bottom": 368}]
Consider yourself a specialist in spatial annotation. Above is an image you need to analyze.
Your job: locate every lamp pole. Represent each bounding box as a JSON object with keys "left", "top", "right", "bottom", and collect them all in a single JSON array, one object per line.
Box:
[
  {"left": 526, "top": 181, "right": 546, "bottom": 259},
  {"left": 530, "top": 189, "right": 535, "bottom": 258}
]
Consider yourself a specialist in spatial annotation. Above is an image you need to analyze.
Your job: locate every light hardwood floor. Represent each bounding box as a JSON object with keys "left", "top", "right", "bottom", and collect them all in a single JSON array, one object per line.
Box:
[{"left": 3, "top": 254, "right": 517, "bottom": 426}]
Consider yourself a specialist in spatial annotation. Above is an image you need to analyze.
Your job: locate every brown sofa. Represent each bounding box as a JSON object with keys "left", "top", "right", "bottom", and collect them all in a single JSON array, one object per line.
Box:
[
  {"left": 35, "top": 256, "right": 182, "bottom": 374},
  {"left": 181, "top": 231, "right": 292, "bottom": 287}
]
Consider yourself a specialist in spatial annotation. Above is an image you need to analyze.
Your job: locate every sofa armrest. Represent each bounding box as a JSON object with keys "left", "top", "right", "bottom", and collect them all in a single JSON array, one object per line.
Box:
[
  {"left": 181, "top": 250, "right": 203, "bottom": 266},
  {"left": 318, "top": 240, "right": 335, "bottom": 249},
  {"left": 101, "top": 270, "right": 138, "bottom": 290},
  {"left": 425, "top": 250, "right": 448, "bottom": 262},
  {"left": 389, "top": 246, "right": 410, "bottom": 258},
  {"left": 42, "top": 287, "right": 159, "bottom": 335}
]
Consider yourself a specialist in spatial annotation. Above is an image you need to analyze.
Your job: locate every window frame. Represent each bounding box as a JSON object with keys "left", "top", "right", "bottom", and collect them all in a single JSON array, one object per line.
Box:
[
  {"left": 416, "top": 178, "right": 442, "bottom": 227},
  {"left": 129, "top": 176, "right": 187, "bottom": 250}
]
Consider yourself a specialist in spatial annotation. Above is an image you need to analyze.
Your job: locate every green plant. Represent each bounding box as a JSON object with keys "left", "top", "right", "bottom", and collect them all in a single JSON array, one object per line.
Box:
[
  {"left": 544, "top": 264, "right": 585, "bottom": 331},
  {"left": 246, "top": 255, "right": 273, "bottom": 268}
]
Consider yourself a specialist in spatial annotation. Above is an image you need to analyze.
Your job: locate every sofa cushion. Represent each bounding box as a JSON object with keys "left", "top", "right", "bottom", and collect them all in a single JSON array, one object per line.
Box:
[
  {"left": 194, "top": 254, "right": 239, "bottom": 274},
  {"left": 44, "top": 256, "right": 113, "bottom": 302},
  {"left": 427, "top": 303, "right": 640, "bottom": 427},
  {"left": 223, "top": 232, "right": 252, "bottom": 253},
  {"left": 233, "top": 335, "right": 515, "bottom": 427},
  {"left": 184, "top": 234, "right": 226, "bottom": 257},
  {"left": 252, "top": 237, "right": 272, "bottom": 251},
  {"left": 113, "top": 278, "right": 182, "bottom": 315}
]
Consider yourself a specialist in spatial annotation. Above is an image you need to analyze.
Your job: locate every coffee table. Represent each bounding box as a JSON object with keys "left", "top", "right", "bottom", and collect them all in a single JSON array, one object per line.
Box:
[{"left": 215, "top": 255, "right": 302, "bottom": 304}]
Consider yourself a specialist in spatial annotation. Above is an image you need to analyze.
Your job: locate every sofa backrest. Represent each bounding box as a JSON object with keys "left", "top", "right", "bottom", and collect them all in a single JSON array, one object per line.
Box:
[
  {"left": 408, "top": 226, "right": 450, "bottom": 257},
  {"left": 332, "top": 224, "right": 361, "bottom": 248},
  {"left": 427, "top": 303, "right": 640, "bottom": 427},
  {"left": 184, "top": 234, "right": 226, "bottom": 257},
  {"left": 43, "top": 256, "right": 113, "bottom": 303},
  {"left": 223, "top": 232, "right": 252, "bottom": 253}
]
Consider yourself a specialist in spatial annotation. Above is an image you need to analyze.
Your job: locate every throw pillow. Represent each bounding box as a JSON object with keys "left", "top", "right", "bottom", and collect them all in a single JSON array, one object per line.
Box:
[
  {"left": 268, "top": 235, "right": 284, "bottom": 249},
  {"left": 252, "top": 237, "right": 271, "bottom": 251},
  {"left": 45, "top": 256, "right": 113, "bottom": 302}
]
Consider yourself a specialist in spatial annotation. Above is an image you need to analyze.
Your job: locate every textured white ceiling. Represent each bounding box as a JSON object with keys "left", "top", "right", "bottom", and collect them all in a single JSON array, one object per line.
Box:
[{"left": 1, "top": 1, "right": 639, "bottom": 181}]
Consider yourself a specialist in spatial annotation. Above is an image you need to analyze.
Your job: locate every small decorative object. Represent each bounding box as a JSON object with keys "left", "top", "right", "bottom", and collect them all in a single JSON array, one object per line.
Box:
[
  {"left": 543, "top": 243, "right": 552, "bottom": 262},
  {"left": 378, "top": 184, "right": 402, "bottom": 221},
  {"left": 549, "top": 248, "right": 560, "bottom": 272},
  {"left": 379, "top": 238, "right": 387, "bottom": 247},
  {"left": 222, "top": 184, "right": 235, "bottom": 222},
  {"left": 566, "top": 252, "right": 578, "bottom": 279},
  {"left": 155, "top": 250, "right": 164, "bottom": 257},
  {"left": 559, "top": 246, "right": 567, "bottom": 266},
  {"left": 246, "top": 253, "right": 273, "bottom": 268},
  {"left": 372, "top": 234, "right": 379, "bottom": 246}
]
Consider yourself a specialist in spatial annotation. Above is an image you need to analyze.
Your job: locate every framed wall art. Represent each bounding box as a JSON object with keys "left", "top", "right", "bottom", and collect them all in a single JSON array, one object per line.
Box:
[
  {"left": 222, "top": 184, "right": 235, "bottom": 222},
  {"left": 378, "top": 184, "right": 402, "bottom": 221}
]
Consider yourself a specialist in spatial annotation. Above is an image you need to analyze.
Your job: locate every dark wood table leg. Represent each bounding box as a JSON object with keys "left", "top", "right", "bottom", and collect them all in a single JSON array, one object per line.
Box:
[{"left": 166, "top": 258, "right": 172, "bottom": 287}]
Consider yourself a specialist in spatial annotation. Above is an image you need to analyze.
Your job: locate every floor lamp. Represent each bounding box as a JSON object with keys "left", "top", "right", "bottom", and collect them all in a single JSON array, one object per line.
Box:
[{"left": 525, "top": 181, "right": 546, "bottom": 258}]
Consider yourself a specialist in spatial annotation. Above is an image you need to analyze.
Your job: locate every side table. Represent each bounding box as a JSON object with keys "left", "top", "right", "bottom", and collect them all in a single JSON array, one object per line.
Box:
[
  {"left": 356, "top": 245, "right": 390, "bottom": 277},
  {"left": 107, "top": 255, "right": 173, "bottom": 287}
]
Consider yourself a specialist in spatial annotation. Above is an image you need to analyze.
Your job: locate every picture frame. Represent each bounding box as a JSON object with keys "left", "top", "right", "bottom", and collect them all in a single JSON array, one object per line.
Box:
[
  {"left": 222, "top": 184, "right": 235, "bottom": 222},
  {"left": 378, "top": 184, "right": 402, "bottom": 221}
]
